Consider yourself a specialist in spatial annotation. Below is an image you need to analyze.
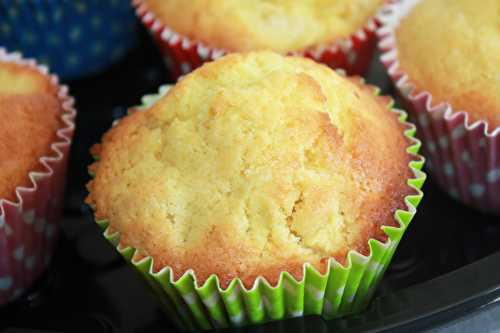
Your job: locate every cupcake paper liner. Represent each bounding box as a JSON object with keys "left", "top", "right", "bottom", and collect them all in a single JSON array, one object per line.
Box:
[
  {"left": 0, "top": 49, "right": 76, "bottom": 305},
  {"left": 132, "top": 0, "right": 381, "bottom": 79},
  {"left": 377, "top": 0, "right": 500, "bottom": 215},
  {"left": 0, "top": 0, "right": 137, "bottom": 80},
  {"left": 90, "top": 80, "right": 425, "bottom": 330}
]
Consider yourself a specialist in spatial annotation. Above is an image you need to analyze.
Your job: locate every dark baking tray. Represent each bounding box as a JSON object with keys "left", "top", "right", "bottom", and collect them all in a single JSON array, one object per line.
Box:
[{"left": 1, "top": 25, "right": 499, "bottom": 333}]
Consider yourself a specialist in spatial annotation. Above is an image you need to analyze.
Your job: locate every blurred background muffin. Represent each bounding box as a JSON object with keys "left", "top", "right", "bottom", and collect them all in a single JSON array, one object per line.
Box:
[
  {"left": 134, "top": 0, "right": 385, "bottom": 78},
  {"left": 395, "top": 0, "right": 499, "bottom": 127},
  {"left": 378, "top": 0, "right": 500, "bottom": 214},
  {"left": 0, "top": 0, "right": 138, "bottom": 80},
  {"left": 86, "top": 52, "right": 424, "bottom": 330},
  {"left": 0, "top": 49, "right": 75, "bottom": 305},
  {"left": 0, "top": 62, "right": 61, "bottom": 201}
]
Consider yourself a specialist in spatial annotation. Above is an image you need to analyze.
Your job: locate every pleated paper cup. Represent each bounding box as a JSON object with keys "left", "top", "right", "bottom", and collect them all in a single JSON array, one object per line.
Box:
[
  {"left": 0, "top": 49, "right": 76, "bottom": 305},
  {"left": 132, "top": 0, "right": 383, "bottom": 80},
  {"left": 377, "top": 0, "right": 500, "bottom": 215},
  {"left": 88, "top": 79, "right": 425, "bottom": 330}
]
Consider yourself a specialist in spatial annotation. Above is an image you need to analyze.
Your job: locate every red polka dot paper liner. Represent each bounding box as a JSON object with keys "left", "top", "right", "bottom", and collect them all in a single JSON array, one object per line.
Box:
[
  {"left": 132, "top": 0, "right": 382, "bottom": 80},
  {"left": 0, "top": 49, "right": 76, "bottom": 305},
  {"left": 89, "top": 82, "right": 425, "bottom": 331},
  {"left": 377, "top": 0, "right": 500, "bottom": 215}
]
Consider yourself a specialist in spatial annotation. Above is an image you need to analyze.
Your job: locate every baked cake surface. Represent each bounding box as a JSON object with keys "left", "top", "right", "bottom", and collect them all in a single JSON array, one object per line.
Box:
[
  {"left": 396, "top": 0, "right": 500, "bottom": 127},
  {"left": 87, "top": 52, "right": 412, "bottom": 287},
  {"left": 0, "top": 61, "right": 61, "bottom": 202},
  {"left": 142, "top": 0, "right": 383, "bottom": 52}
]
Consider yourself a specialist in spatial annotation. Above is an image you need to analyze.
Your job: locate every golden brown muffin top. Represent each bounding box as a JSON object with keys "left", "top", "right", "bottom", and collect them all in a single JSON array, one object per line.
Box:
[
  {"left": 0, "top": 62, "right": 61, "bottom": 202},
  {"left": 87, "top": 52, "right": 412, "bottom": 288},
  {"left": 396, "top": 0, "right": 500, "bottom": 128},
  {"left": 141, "top": 0, "right": 383, "bottom": 52}
]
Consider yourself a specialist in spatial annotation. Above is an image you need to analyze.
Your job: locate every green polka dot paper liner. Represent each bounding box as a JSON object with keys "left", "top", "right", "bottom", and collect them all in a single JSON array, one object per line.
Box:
[
  {"left": 0, "top": 0, "right": 137, "bottom": 80},
  {"left": 378, "top": 0, "right": 500, "bottom": 215},
  {"left": 90, "top": 83, "right": 425, "bottom": 330}
]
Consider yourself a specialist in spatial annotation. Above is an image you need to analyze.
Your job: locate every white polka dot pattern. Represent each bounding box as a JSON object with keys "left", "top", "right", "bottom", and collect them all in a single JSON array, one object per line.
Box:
[
  {"left": 0, "top": 0, "right": 138, "bottom": 79},
  {"left": 427, "top": 141, "right": 436, "bottom": 153},
  {"left": 470, "top": 184, "right": 485, "bottom": 198},
  {"left": 408, "top": 105, "right": 498, "bottom": 213},
  {"left": 180, "top": 62, "right": 191, "bottom": 74},
  {"left": 13, "top": 246, "right": 24, "bottom": 261},
  {"left": 0, "top": 277, "right": 13, "bottom": 291},
  {"left": 443, "top": 163, "right": 454, "bottom": 177},
  {"left": 25, "top": 256, "right": 36, "bottom": 270},
  {"left": 487, "top": 169, "right": 500, "bottom": 183},
  {"left": 0, "top": 49, "right": 76, "bottom": 305},
  {"left": 378, "top": 0, "right": 500, "bottom": 215},
  {"left": 438, "top": 136, "right": 448, "bottom": 149},
  {"left": 418, "top": 114, "right": 428, "bottom": 128}
]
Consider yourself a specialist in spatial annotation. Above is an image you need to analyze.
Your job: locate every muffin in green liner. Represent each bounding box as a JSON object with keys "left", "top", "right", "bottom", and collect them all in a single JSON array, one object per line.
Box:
[{"left": 87, "top": 52, "right": 425, "bottom": 331}]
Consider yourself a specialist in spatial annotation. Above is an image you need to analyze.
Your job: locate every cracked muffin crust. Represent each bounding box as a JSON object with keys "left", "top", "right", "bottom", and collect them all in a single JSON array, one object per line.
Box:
[
  {"left": 139, "top": 0, "right": 384, "bottom": 53},
  {"left": 87, "top": 52, "right": 413, "bottom": 288},
  {"left": 0, "top": 61, "right": 62, "bottom": 202}
]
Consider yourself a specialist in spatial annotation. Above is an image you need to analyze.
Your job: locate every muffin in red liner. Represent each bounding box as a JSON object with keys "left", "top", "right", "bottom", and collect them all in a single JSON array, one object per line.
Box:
[
  {"left": 377, "top": 0, "right": 500, "bottom": 214},
  {"left": 133, "top": 0, "right": 385, "bottom": 79},
  {"left": 0, "top": 49, "right": 76, "bottom": 305}
]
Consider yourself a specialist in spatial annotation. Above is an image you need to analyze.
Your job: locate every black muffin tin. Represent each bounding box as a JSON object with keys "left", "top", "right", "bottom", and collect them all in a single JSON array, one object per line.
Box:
[{"left": 1, "top": 25, "right": 499, "bottom": 333}]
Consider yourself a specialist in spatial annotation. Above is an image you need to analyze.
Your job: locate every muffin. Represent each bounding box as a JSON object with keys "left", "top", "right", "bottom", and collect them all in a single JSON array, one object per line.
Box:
[
  {"left": 87, "top": 52, "right": 424, "bottom": 330},
  {"left": 378, "top": 0, "right": 500, "bottom": 214},
  {"left": 0, "top": 0, "right": 137, "bottom": 80},
  {"left": 133, "top": 0, "right": 384, "bottom": 78},
  {"left": 0, "top": 63, "right": 61, "bottom": 200},
  {"left": 0, "top": 50, "right": 75, "bottom": 305}
]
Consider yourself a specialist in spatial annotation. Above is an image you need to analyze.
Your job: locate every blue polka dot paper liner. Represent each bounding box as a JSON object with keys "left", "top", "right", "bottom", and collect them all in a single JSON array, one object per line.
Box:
[
  {"left": 0, "top": 0, "right": 137, "bottom": 80},
  {"left": 378, "top": 0, "right": 500, "bottom": 215}
]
